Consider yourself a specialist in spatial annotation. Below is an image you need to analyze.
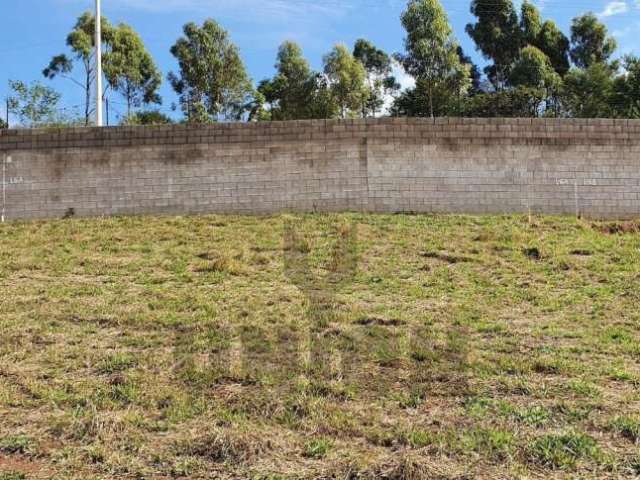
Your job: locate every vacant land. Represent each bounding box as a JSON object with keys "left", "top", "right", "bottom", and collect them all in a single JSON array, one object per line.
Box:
[{"left": 1, "top": 213, "right": 639, "bottom": 479}]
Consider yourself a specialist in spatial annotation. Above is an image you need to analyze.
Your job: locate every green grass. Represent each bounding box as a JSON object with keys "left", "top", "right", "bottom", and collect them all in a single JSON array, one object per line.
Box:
[
  {"left": 0, "top": 473, "right": 26, "bottom": 480},
  {"left": 527, "top": 432, "right": 602, "bottom": 469},
  {"left": 610, "top": 416, "right": 640, "bottom": 443},
  {"left": 303, "top": 438, "right": 332, "bottom": 459},
  {"left": 0, "top": 436, "right": 37, "bottom": 456},
  {"left": 1, "top": 213, "right": 639, "bottom": 479}
]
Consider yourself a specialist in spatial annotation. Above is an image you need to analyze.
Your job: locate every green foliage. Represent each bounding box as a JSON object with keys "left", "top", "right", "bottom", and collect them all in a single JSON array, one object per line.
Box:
[
  {"left": 612, "top": 56, "right": 640, "bottom": 118},
  {"left": 104, "top": 24, "right": 162, "bottom": 116},
  {"left": 258, "top": 41, "right": 320, "bottom": 120},
  {"left": 466, "top": 0, "right": 522, "bottom": 90},
  {"left": 353, "top": 39, "right": 399, "bottom": 117},
  {"left": 460, "top": 86, "right": 546, "bottom": 118},
  {"left": 510, "top": 46, "right": 562, "bottom": 115},
  {"left": 398, "top": 0, "right": 470, "bottom": 118},
  {"left": 520, "top": 1, "right": 542, "bottom": 44},
  {"left": 562, "top": 63, "right": 616, "bottom": 118},
  {"left": 323, "top": 44, "right": 369, "bottom": 118},
  {"left": 98, "top": 352, "right": 138, "bottom": 374},
  {"left": 528, "top": 433, "right": 601, "bottom": 469},
  {"left": 169, "top": 19, "right": 254, "bottom": 122},
  {"left": 0, "top": 473, "right": 26, "bottom": 480},
  {"left": 0, "top": 435, "right": 37, "bottom": 455},
  {"left": 609, "top": 416, "right": 640, "bottom": 443},
  {"left": 459, "top": 427, "right": 514, "bottom": 461},
  {"left": 0, "top": 117, "right": 6, "bottom": 129},
  {"left": 391, "top": 78, "right": 464, "bottom": 117},
  {"left": 570, "top": 13, "right": 617, "bottom": 70},
  {"left": 303, "top": 438, "right": 332, "bottom": 458},
  {"left": 536, "top": 20, "right": 570, "bottom": 77},
  {"left": 122, "top": 110, "right": 173, "bottom": 126},
  {"left": 305, "top": 75, "right": 340, "bottom": 119},
  {"left": 24, "top": 3, "right": 640, "bottom": 124},
  {"left": 457, "top": 46, "right": 482, "bottom": 94},
  {"left": 43, "top": 11, "right": 113, "bottom": 125},
  {"left": 521, "top": 2, "right": 570, "bottom": 77},
  {"left": 7, "top": 80, "right": 62, "bottom": 127},
  {"left": 510, "top": 46, "right": 560, "bottom": 90}
]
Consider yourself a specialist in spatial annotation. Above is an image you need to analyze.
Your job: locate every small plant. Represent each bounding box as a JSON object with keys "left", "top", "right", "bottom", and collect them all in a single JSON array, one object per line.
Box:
[
  {"left": 459, "top": 427, "right": 514, "bottom": 461},
  {"left": 407, "top": 429, "right": 433, "bottom": 448},
  {"left": 527, "top": 432, "right": 600, "bottom": 469},
  {"left": 397, "top": 389, "right": 426, "bottom": 409},
  {"left": 303, "top": 438, "right": 332, "bottom": 459},
  {"left": 193, "top": 256, "right": 244, "bottom": 275},
  {"left": 610, "top": 416, "right": 640, "bottom": 443},
  {"left": 98, "top": 352, "right": 138, "bottom": 374},
  {"left": 374, "top": 344, "right": 402, "bottom": 368},
  {"left": 568, "top": 379, "right": 600, "bottom": 398},
  {"left": 0, "top": 435, "right": 37, "bottom": 455},
  {"left": 514, "top": 406, "right": 551, "bottom": 427},
  {"left": 0, "top": 473, "right": 27, "bottom": 480}
]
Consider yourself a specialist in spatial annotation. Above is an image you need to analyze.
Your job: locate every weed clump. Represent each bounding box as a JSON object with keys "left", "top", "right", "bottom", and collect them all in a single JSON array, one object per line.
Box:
[{"left": 527, "top": 432, "right": 600, "bottom": 469}]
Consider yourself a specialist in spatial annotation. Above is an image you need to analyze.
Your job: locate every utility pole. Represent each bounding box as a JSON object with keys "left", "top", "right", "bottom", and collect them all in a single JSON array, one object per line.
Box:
[{"left": 95, "top": 0, "right": 103, "bottom": 127}]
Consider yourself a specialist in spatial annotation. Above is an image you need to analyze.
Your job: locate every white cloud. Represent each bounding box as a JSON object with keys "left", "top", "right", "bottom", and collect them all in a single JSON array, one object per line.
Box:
[
  {"left": 382, "top": 61, "right": 414, "bottom": 115},
  {"left": 599, "top": 1, "right": 629, "bottom": 18},
  {"left": 393, "top": 61, "right": 415, "bottom": 92}
]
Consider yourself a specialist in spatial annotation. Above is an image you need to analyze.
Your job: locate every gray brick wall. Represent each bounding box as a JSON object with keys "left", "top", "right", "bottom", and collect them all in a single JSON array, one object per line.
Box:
[{"left": 0, "top": 117, "right": 639, "bottom": 220}]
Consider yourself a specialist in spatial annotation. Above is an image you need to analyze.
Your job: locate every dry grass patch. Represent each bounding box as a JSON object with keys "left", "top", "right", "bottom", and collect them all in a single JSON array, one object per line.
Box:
[{"left": 0, "top": 213, "right": 639, "bottom": 478}]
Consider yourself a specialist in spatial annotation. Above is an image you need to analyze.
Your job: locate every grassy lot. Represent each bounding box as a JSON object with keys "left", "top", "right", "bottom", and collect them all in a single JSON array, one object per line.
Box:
[{"left": 1, "top": 213, "right": 639, "bottom": 479}]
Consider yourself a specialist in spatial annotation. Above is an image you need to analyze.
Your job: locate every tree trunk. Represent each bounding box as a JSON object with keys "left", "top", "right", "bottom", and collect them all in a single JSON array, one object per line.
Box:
[
  {"left": 85, "top": 72, "right": 91, "bottom": 126},
  {"left": 429, "top": 83, "right": 434, "bottom": 119},
  {"left": 127, "top": 84, "right": 132, "bottom": 118}
]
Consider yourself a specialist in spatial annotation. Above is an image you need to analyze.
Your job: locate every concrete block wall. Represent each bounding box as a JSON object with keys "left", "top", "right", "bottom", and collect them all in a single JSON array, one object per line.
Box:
[{"left": 0, "top": 117, "right": 639, "bottom": 220}]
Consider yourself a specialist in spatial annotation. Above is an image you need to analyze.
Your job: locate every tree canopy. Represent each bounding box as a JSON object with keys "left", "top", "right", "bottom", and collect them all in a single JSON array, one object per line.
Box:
[
  {"left": 169, "top": 19, "right": 254, "bottom": 122},
  {"left": 466, "top": 0, "right": 522, "bottom": 90},
  {"left": 397, "top": 0, "right": 470, "bottom": 118},
  {"left": 258, "top": 41, "right": 317, "bottom": 120},
  {"left": 570, "top": 13, "right": 617, "bottom": 69},
  {"left": 104, "top": 24, "right": 162, "bottom": 117},
  {"left": 122, "top": 110, "right": 173, "bottom": 126},
  {"left": 612, "top": 56, "right": 640, "bottom": 118},
  {"left": 353, "top": 39, "right": 399, "bottom": 117},
  {"left": 7, "top": 80, "right": 63, "bottom": 127},
  {"left": 43, "top": 12, "right": 112, "bottom": 125},
  {"left": 8, "top": 0, "right": 639, "bottom": 127},
  {"left": 323, "top": 44, "right": 369, "bottom": 119}
]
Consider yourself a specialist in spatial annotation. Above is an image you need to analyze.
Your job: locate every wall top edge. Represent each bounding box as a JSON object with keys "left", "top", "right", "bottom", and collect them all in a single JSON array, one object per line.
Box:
[{"left": 2, "top": 116, "right": 640, "bottom": 139}]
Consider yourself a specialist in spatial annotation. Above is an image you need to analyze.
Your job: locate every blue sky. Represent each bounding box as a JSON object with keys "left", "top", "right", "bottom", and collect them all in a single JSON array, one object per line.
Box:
[{"left": 1, "top": 0, "right": 639, "bottom": 123}]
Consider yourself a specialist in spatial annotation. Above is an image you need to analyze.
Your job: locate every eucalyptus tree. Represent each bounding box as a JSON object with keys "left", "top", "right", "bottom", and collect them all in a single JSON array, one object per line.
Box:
[
  {"left": 398, "top": 0, "right": 470, "bottom": 118},
  {"left": 570, "top": 13, "right": 618, "bottom": 69},
  {"left": 353, "top": 39, "right": 399, "bottom": 117},
  {"left": 104, "top": 24, "right": 162, "bottom": 117},
  {"left": 169, "top": 19, "right": 253, "bottom": 122},
  {"left": 323, "top": 44, "right": 369, "bottom": 119},
  {"left": 43, "top": 12, "right": 113, "bottom": 125},
  {"left": 7, "top": 80, "right": 62, "bottom": 127},
  {"left": 612, "top": 56, "right": 640, "bottom": 118},
  {"left": 258, "top": 41, "right": 316, "bottom": 120},
  {"left": 466, "top": 0, "right": 522, "bottom": 90},
  {"left": 562, "top": 63, "right": 616, "bottom": 118},
  {"left": 519, "top": 2, "right": 570, "bottom": 77}
]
